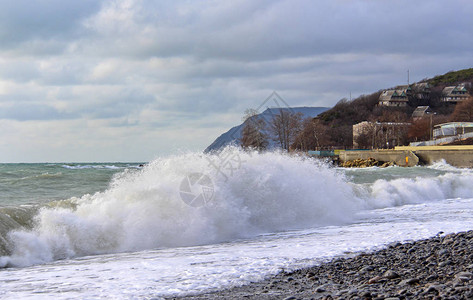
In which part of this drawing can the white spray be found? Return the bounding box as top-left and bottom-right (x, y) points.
(1, 148), (356, 267)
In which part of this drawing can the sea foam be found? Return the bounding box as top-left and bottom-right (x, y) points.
(1, 148), (356, 267)
(3, 148), (473, 268)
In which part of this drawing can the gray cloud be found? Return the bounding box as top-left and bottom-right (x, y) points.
(0, 103), (76, 121)
(0, 0), (100, 52)
(1, 0), (473, 162)
(75, 1), (473, 61)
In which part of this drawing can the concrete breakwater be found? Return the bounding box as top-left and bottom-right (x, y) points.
(337, 145), (473, 168)
(339, 150), (418, 167)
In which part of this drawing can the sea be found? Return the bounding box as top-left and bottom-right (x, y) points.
(1, 147), (473, 299)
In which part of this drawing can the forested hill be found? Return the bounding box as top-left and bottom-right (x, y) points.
(305, 68), (473, 149)
(318, 68), (473, 128)
(206, 68), (473, 152)
(428, 68), (473, 86)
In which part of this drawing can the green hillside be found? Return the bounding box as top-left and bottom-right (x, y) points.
(428, 68), (473, 86)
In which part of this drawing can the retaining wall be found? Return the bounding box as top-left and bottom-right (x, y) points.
(339, 150), (418, 167)
(396, 146), (473, 168)
(338, 146), (473, 168)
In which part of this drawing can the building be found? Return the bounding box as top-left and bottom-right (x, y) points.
(412, 82), (431, 102)
(441, 84), (470, 103)
(409, 122), (473, 146)
(378, 89), (409, 107)
(379, 82), (433, 107)
(353, 121), (410, 149)
(433, 122), (473, 139)
(411, 106), (432, 121)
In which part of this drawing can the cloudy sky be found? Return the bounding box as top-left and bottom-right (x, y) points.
(1, 0), (473, 162)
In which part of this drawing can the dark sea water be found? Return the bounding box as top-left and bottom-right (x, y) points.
(0, 163), (143, 207)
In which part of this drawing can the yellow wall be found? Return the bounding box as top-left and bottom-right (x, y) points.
(395, 145), (473, 151)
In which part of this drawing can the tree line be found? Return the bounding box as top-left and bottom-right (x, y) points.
(240, 95), (473, 151)
(240, 69), (473, 151)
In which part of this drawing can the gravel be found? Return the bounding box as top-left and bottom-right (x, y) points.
(169, 230), (473, 300)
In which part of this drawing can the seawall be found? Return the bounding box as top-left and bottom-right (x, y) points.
(339, 150), (418, 167)
(338, 145), (473, 168)
(396, 145), (473, 168)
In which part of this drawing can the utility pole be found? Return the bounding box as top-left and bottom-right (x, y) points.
(428, 112), (437, 141)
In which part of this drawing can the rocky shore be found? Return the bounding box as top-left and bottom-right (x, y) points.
(172, 230), (473, 300)
(339, 158), (395, 168)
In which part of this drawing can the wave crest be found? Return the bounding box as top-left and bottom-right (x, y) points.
(1, 148), (356, 267)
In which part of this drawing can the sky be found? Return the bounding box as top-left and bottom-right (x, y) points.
(1, 0), (473, 162)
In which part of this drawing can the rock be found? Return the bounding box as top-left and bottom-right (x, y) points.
(360, 291), (371, 298)
(442, 235), (455, 245)
(437, 248), (449, 256)
(305, 271), (315, 279)
(383, 270), (400, 280)
(182, 230), (473, 300)
(426, 274), (439, 281)
(438, 260), (452, 267)
(399, 278), (419, 285)
(359, 266), (374, 273)
(423, 285), (440, 294)
(348, 288), (358, 295)
(367, 276), (383, 284)
(340, 158), (382, 168)
(455, 276), (472, 282)
(456, 271), (473, 278)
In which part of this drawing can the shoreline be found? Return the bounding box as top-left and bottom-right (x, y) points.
(171, 230), (473, 299)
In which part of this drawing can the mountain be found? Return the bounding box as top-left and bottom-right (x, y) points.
(205, 106), (329, 152)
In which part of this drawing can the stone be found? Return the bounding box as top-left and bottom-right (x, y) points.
(424, 285), (440, 294)
(438, 260), (452, 267)
(437, 248), (449, 256)
(359, 266), (374, 273)
(426, 274), (439, 281)
(184, 230), (473, 300)
(383, 270), (400, 280)
(360, 291), (371, 298)
(399, 278), (419, 285)
(367, 276), (383, 284)
(456, 271), (473, 278)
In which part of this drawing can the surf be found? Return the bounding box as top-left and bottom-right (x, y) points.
(2, 147), (473, 268)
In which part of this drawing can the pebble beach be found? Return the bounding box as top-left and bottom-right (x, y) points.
(174, 230), (473, 300)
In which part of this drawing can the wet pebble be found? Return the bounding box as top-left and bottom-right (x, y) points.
(177, 230), (473, 300)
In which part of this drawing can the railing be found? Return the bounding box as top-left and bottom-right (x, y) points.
(409, 131), (473, 146)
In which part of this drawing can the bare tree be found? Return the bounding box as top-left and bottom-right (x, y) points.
(293, 118), (333, 151)
(240, 109), (268, 150)
(450, 97), (473, 122)
(408, 118), (430, 142)
(270, 109), (303, 151)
